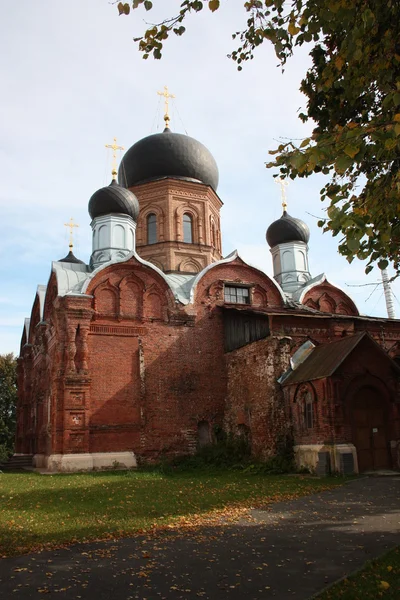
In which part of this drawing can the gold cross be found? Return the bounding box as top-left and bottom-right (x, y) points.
(64, 218), (79, 250)
(105, 137), (124, 180)
(275, 177), (289, 211)
(157, 85), (175, 128)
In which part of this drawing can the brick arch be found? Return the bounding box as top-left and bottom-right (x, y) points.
(301, 282), (359, 316)
(137, 204), (166, 245)
(252, 284), (268, 308)
(43, 272), (58, 323)
(144, 283), (165, 320)
(305, 298), (319, 310)
(192, 258), (285, 308)
(28, 296), (41, 345)
(119, 274), (145, 319)
(175, 204), (200, 244)
(147, 257), (164, 271)
(210, 215), (216, 248)
(179, 257), (202, 273)
(293, 381), (317, 431)
(319, 292), (336, 313)
(93, 280), (119, 316)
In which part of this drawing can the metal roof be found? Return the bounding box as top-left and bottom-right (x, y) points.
(118, 128), (219, 191)
(266, 210), (310, 248)
(281, 332), (369, 385)
(52, 261), (90, 296)
(164, 273), (197, 305)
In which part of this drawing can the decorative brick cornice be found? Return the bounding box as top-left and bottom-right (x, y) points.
(90, 324), (148, 336)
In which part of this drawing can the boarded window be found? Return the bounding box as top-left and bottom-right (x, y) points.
(223, 309), (269, 352)
(147, 214), (157, 244)
(197, 421), (211, 447)
(303, 391), (314, 429)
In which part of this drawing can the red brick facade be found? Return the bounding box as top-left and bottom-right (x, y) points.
(16, 172), (400, 473)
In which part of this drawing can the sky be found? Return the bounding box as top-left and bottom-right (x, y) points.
(1, 0), (399, 355)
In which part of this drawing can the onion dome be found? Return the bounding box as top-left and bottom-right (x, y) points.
(118, 127), (219, 191)
(58, 250), (85, 264)
(88, 179), (139, 221)
(266, 211), (310, 248)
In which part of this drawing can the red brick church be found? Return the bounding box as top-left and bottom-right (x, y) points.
(16, 112), (400, 474)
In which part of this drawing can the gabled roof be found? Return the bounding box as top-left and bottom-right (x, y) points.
(281, 332), (400, 385)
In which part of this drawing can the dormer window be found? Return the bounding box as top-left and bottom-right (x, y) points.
(224, 285), (250, 305)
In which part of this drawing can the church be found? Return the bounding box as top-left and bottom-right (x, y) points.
(15, 101), (400, 475)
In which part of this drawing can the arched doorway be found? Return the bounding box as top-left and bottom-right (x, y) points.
(351, 386), (391, 471)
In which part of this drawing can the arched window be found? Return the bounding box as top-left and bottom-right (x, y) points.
(303, 389), (314, 429)
(183, 213), (193, 243)
(147, 213), (157, 245)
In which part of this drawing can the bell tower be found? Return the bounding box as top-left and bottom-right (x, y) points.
(118, 90), (222, 274)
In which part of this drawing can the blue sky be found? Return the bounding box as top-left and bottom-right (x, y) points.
(1, 1), (398, 355)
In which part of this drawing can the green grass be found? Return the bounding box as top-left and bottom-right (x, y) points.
(315, 546), (400, 599)
(0, 470), (344, 558)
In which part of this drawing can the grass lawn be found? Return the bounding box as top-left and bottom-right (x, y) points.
(0, 469), (344, 557)
(314, 545), (400, 599)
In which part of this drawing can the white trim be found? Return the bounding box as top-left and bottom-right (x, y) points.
(293, 272), (360, 314)
(80, 248), (183, 302)
(188, 249), (287, 304)
(36, 285), (47, 321)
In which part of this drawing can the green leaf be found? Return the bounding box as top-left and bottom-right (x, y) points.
(300, 137), (311, 148)
(378, 259), (389, 270)
(347, 237), (360, 252)
(344, 145), (360, 158)
(143, 0), (153, 10)
(385, 138), (397, 150)
(335, 155), (353, 174)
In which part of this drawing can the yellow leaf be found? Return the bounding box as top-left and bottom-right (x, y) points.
(379, 580), (390, 590)
(335, 56), (344, 70)
(288, 21), (300, 36)
(394, 114), (400, 122)
(387, 565), (393, 572)
(395, 124), (400, 136)
(208, 0), (220, 11)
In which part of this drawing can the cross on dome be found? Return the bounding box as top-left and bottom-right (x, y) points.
(64, 217), (79, 251)
(105, 137), (125, 180)
(157, 85), (175, 129)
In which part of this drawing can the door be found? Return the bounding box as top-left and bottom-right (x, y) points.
(351, 387), (390, 471)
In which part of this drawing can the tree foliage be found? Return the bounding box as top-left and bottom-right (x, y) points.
(118, 0), (400, 275)
(0, 354), (17, 461)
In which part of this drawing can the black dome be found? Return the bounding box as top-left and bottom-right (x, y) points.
(88, 179), (139, 221)
(58, 250), (85, 265)
(118, 128), (219, 191)
(266, 211), (310, 247)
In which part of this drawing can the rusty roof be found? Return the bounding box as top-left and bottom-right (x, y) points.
(281, 332), (386, 385)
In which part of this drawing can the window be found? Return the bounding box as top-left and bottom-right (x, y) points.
(147, 213), (157, 244)
(224, 285), (250, 304)
(304, 392), (314, 429)
(183, 213), (193, 243)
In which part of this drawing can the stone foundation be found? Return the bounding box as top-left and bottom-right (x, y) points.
(295, 443), (358, 474)
(33, 452), (137, 472)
